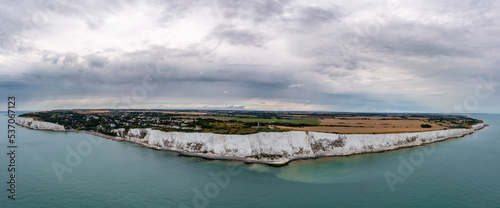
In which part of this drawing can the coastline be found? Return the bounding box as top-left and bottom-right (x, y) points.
(16, 117), (489, 166)
(74, 130), (288, 165)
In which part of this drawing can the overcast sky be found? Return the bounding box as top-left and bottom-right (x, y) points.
(1, 0), (499, 113)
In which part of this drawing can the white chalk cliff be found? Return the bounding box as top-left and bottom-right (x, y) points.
(16, 117), (65, 132)
(15, 116), (486, 164)
(111, 123), (487, 164)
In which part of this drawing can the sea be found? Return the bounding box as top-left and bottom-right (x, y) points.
(1, 112), (499, 208)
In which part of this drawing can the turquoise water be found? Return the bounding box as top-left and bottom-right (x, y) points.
(1, 113), (499, 207)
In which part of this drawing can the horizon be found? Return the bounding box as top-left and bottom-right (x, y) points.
(7, 108), (498, 116)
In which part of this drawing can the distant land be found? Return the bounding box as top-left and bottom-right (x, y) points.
(16, 110), (487, 165)
(19, 109), (483, 135)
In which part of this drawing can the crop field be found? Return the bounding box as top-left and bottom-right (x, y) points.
(278, 117), (449, 134)
(233, 118), (320, 125)
(174, 116), (321, 125)
(21, 110), (482, 135)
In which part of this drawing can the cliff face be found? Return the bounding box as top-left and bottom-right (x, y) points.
(16, 117), (65, 132)
(112, 123), (486, 164)
(15, 115), (487, 164)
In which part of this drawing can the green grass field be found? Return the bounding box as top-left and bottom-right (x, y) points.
(234, 118), (320, 125)
(178, 116), (320, 125)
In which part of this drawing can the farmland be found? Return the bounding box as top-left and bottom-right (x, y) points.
(233, 118), (320, 125)
(20, 109), (482, 135)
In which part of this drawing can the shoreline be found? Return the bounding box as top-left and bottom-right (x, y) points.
(72, 130), (291, 166)
(17, 119), (489, 166)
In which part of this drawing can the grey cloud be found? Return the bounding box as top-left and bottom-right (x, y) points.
(63, 53), (79, 64)
(1, 0), (500, 113)
(246, 0), (287, 22)
(359, 21), (476, 58)
(156, 0), (203, 23)
(280, 5), (344, 33)
(125, 45), (206, 60)
(122, 44), (219, 66)
(214, 0), (287, 22)
(84, 54), (109, 68)
(371, 37), (471, 58)
(0, 2), (35, 50)
(41, 51), (62, 64)
(210, 24), (267, 47)
(86, 18), (104, 30)
(297, 6), (340, 25)
(10, 48), (311, 104)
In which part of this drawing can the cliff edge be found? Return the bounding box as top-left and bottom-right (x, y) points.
(111, 123), (487, 165)
(17, 117), (65, 132)
(15, 116), (487, 165)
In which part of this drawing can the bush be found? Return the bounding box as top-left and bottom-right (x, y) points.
(420, 124), (432, 128)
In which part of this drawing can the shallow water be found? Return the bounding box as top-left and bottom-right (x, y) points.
(1, 113), (499, 207)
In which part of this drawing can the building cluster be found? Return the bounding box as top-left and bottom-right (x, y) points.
(57, 112), (202, 131)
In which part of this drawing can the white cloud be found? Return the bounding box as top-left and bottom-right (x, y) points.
(288, 83), (303, 88)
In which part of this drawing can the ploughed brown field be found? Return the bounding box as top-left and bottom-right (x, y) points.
(277, 117), (449, 134)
